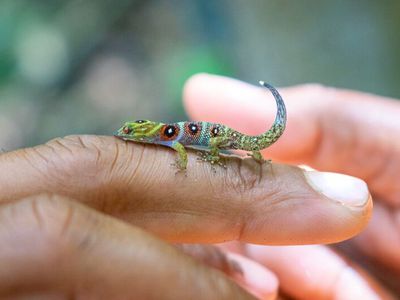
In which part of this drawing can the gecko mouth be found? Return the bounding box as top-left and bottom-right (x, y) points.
(114, 130), (129, 137)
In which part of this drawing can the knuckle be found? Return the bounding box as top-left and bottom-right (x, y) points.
(23, 194), (77, 241)
(11, 195), (96, 261)
(298, 83), (338, 101)
(300, 83), (329, 93)
(1, 195), (74, 267)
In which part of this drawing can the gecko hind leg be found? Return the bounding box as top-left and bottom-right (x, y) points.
(247, 150), (271, 164)
(197, 137), (229, 171)
(196, 149), (227, 170)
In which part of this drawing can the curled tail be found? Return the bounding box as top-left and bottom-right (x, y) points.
(259, 81), (287, 129)
(239, 81), (287, 151)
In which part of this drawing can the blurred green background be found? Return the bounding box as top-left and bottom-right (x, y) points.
(1, 0), (399, 150)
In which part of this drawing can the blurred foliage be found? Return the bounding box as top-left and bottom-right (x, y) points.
(0, 0), (399, 149)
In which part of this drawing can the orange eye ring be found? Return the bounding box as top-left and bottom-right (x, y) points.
(160, 124), (179, 141)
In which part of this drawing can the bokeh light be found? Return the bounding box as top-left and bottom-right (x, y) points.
(0, 0), (399, 150)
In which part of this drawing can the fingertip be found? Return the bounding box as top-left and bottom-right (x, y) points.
(183, 73), (263, 123)
(246, 245), (391, 300)
(227, 252), (278, 300)
(183, 73), (245, 121)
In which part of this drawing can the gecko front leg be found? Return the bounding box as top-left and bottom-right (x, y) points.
(171, 142), (188, 170)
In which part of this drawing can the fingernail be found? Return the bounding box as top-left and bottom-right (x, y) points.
(227, 253), (278, 300)
(304, 171), (369, 207)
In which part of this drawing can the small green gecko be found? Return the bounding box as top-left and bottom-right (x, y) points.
(114, 81), (286, 170)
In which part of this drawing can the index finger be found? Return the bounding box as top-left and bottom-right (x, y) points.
(183, 73), (400, 205)
(0, 135), (371, 245)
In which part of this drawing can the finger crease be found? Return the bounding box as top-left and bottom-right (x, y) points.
(31, 198), (43, 230)
(53, 139), (74, 155)
(60, 201), (74, 237)
(110, 142), (120, 173)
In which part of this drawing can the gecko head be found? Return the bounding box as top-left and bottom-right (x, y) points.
(114, 120), (163, 142)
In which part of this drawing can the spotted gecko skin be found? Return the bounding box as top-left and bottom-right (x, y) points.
(114, 81), (286, 170)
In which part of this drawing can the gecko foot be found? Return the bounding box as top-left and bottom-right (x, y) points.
(247, 151), (271, 164)
(196, 151), (227, 171)
(170, 161), (187, 176)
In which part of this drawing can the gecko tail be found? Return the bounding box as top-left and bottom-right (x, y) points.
(236, 81), (287, 150)
(258, 81), (287, 128)
(236, 81), (287, 151)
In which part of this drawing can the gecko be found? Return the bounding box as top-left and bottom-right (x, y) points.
(114, 81), (286, 170)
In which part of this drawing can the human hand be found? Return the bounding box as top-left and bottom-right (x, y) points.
(184, 73), (400, 299)
(0, 102), (371, 298)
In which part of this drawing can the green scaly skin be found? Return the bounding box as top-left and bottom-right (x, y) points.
(114, 81), (286, 170)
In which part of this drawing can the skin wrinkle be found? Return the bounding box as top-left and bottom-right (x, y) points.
(116, 148), (192, 215)
(75, 137), (104, 170)
(30, 197), (43, 230)
(257, 162), (263, 185)
(128, 141), (157, 191)
(233, 166), (304, 242)
(25, 195), (102, 262)
(218, 156), (270, 201)
(75, 135), (87, 149)
(124, 143), (146, 188)
(98, 142), (139, 214)
(54, 137), (120, 208)
(206, 161), (251, 242)
(6, 197), (79, 286)
(53, 138), (74, 156)
(236, 159), (247, 190)
(127, 145), (171, 207)
(60, 200), (74, 239)
(30, 145), (51, 164)
(109, 145), (159, 215)
(19, 149), (50, 194)
(3, 197), (117, 296)
(109, 141), (120, 175)
(37, 143), (92, 201)
(94, 143), (102, 170)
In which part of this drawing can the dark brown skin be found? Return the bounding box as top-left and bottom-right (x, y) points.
(0, 73), (388, 299)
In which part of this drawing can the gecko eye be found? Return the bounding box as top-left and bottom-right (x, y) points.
(163, 125), (176, 138)
(210, 126), (220, 137)
(160, 124), (179, 140)
(123, 126), (132, 134)
(135, 120), (146, 124)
